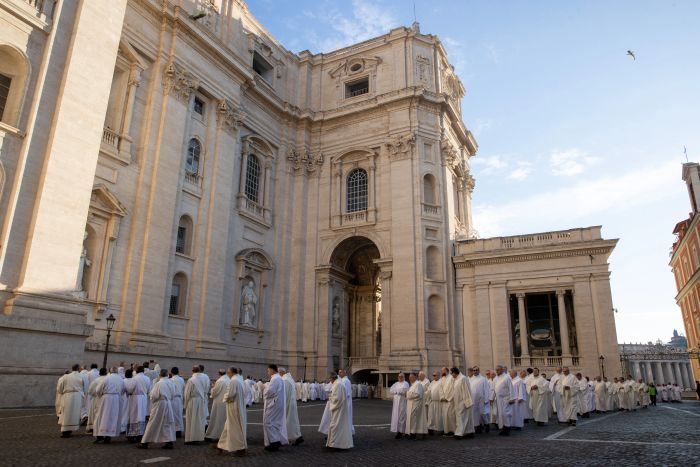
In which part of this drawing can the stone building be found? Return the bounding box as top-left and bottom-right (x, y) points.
(670, 162), (700, 383)
(0, 0), (620, 407)
(619, 341), (694, 390)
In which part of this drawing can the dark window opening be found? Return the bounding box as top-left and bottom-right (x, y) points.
(345, 77), (369, 98)
(176, 227), (186, 254)
(0, 74), (11, 121)
(252, 52), (273, 84)
(193, 96), (205, 116)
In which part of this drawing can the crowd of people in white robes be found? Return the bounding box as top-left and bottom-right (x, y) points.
(387, 364), (679, 440)
(55, 359), (682, 455)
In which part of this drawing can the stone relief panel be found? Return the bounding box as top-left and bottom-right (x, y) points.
(415, 54), (433, 90)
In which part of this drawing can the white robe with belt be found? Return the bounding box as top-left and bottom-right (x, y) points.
(263, 374), (288, 446)
(94, 374), (124, 437)
(218, 374), (247, 452)
(527, 375), (549, 423)
(124, 375), (149, 436)
(318, 383), (333, 435)
(169, 374), (185, 432)
(469, 374), (490, 426)
(512, 376), (526, 428)
(426, 379), (443, 432)
(494, 373), (515, 429)
(341, 376), (354, 435)
(142, 377), (176, 444)
(389, 380), (409, 433)
(326, 379), (353, 449)
(453, 374), (474, 436)
(406, 381), (427, 434)
(205, 375), (230, 440)
(440, 375), (457, 433)
(282, 373), (303, 442)
(57, 371), (86, 432)
(558, 374), (579, 421)
(184, 373), (210, 442)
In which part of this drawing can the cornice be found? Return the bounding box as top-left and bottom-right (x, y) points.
(453, 244), (616, 268)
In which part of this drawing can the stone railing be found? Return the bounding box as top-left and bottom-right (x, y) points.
(458, 226), (603, 253)
(344, 211), (367, 223)
(184, 171), (202, 187)
(102, 127), (119, 148)
(422, 203), (440, 217)
(513, 356), (581, 369)
(243, 198), (264, 217)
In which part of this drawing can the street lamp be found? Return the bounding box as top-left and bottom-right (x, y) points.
(599, 355), (606, 379)
(102, 314), (116, 369)
(303, 356), (308, 382)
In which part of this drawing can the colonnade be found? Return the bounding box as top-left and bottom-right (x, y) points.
(629, 360), (695, 389)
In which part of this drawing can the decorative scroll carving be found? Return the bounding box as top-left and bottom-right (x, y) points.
(386, 133), (416, 162)
(287, 146), (324, 175)
(328, 56), (382, 79)
(216, 99), (245, 134)
(415, 54), (433, 90)
(162, 62), (198, 103)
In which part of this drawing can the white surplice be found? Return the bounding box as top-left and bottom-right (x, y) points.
(341, 376), (354, 435)
(124, 374), (149, 436)
(527, 375), (549, 423)
(389, 380), (409, 433)
(426, 379), (443, 432)
(218, 374), (247, 452)
(406, 381), (427, 434)
(282, 373), (303, 443)
(94, 373), (124, 437)
(440, 375), (457, 434)
(326, 379), (353, 449)
(558, 374), (579, 421)
(452, 374), (474, 436)
(169, 374), (185, 432)
(263, 373), (288, 446)
(493, 373), (515, 429)
(205, 374), (230, 440)
(142, 377), (176, 444)
(511, 376), (526, 428)
(57, 371), (87, 432)
(184, 372), (210, 442)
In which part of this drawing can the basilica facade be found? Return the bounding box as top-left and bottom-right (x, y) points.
(0, 0), (620, 407)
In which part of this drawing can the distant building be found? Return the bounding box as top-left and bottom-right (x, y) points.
(618, 340), (693, 389)
(670, 163), (700, 383)
(668, 329), (688, 349)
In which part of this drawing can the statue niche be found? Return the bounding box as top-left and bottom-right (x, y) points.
(239, 278), (258, 327)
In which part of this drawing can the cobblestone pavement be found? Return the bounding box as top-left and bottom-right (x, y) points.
(1, 400), (699, 466)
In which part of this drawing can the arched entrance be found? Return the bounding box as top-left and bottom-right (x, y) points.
(325, 236), (383, 377)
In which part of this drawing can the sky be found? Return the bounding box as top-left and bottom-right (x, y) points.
(246, 0), (700, 344)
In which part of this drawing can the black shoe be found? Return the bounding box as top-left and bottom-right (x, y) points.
(136, 443), (149, 449)
(234, 449), (247, 457)
(94, 437), (104, 444)
(466, 433), (475, 439)
(498, 430), (509, 436)
(292, 437), (304, 446)
(162, 442), (174, 450)
(428, 429), (434, 435)
(475, 426), (483, 434)
(484, 424), (490, 433)
(184, 441), (196, 445)
(103, 437), (111, 444)
(409, 434), (416, 440)
(61, 431), (72, 438)
(204, 438), (216, 443)
(571, 421), (577, 426)
(395, 433), (403, 439)
(175, 431), (182, 438)
(537, 422), (544, 426)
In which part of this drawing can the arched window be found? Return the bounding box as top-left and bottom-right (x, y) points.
(426, 245), (442, 280)
(427, 295), (445, 331)
(245, 154), (261, 203)
(169, 273), (188, 316)
(423, 174), (436, 204)
(0, 46), (29, 127)
(346, 168), (368, 213)
(175, 215), (193, 255)
(186, 138), (201, 174)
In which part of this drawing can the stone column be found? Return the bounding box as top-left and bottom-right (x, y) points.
(378, 269), (392, 359)
(646, 362), (654, 382)
(556, 290), (571, 364)
(516, 293), (529, 364)
(118, 65), (142, 156)
(684, 363), (695, 388)
(655, 361), (664, 383)
(633, 361), (642, 381)
(673, 362), (683, 388)
(663, 362), (673, 384)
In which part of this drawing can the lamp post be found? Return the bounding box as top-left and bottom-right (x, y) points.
(303, 356), (308, 382)
(102, 314), (116, 369)
(599, 355), (606, 379)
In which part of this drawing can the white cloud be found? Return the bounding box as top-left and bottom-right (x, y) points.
(473, 161), (678, 237)
(549, 148), (600, 176)
(471, 154), (507, 176)
(305, 0), (399, 53)
(472, 117), (493, 136)
(507, 162), (533, 181)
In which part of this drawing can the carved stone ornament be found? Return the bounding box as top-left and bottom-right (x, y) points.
(287, 146), (324, 175)
(440, 137), (459, 167)
(328, 56), (381, 79)
(415, 54), (433, 90)
(216, 99), (245, 134)
(162, 62), (199, 103)
(386, 133), (416, 162)
(440, 61), (465, 102)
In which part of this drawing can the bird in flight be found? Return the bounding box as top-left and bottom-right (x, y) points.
(627, 50), (636, 60)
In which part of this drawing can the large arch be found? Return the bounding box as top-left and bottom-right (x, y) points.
(321, 235), (385, 381)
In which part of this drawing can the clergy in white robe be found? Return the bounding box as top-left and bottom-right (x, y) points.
(93, 368), (125, 442)
(510, 370), (526, 429)
(124, 369), (149, 441)
(604, 378), (614, 411)
(310, 382), (318, 401)
(244, 377), (255, 406)
(426, 372), (443, 433)
(56, 372), (67, 421)
(637, 380), (648, 408)
(318, 379), (333, 436)
(418, 371), (430, 430)
(87, 371), (106, 433)
(439, 367), (457, 435)
(493, 365), (515, 435)
(205, 370), (230, 441)
(575, 374), (588, 417)
(79, 368), (90, 422)
(469, 368), (490, 433)
(326, 373), (353, 450)
(405, 373), (428, 438)
(339, 369), (355, 435)
(295, 381), (303, 401)
(594, 377), (607, 413)
(280, 369), (304, 445)
(558, 368), (579, 425)
(184, 366), (210, 444)
(301, 382), (310, 402)
(389, 373), (409, 438)
(138, 369), (176, 449)
(263, 365), (288, 450)
(451, 368), (474, 439)
(549, 368), (565, 423)
(217, 368), (247, 455)
(527, 369), (549, 424)
(83, 364), (99, 422)
(57, 365), (87, 437)
(624, 376), (637, 410)
(487, 371), (498, 426)
(168, 368), (185, 435)
(522, 370), (534, 421)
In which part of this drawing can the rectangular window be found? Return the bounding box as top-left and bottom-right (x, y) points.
(345, 77), (369, 98)
(193, 96), (205, 116)
(252, 52), (273, 84)
(169, 284), (180, 315)
(0, 74), (11, 121)
(176, 227), (186, 254)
